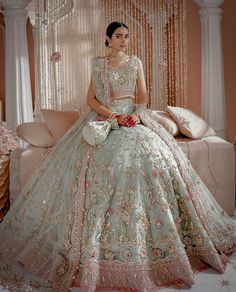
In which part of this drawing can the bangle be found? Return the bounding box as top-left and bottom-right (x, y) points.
(109, 112), (116, 119)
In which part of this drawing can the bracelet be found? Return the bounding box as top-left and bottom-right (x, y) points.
(109, 112), (116, 119)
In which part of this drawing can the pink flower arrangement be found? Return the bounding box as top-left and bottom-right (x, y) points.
(50, 52), (61, 62)
(0, 122), (17, 156)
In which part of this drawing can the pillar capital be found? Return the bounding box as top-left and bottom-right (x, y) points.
(2, 0), (32, 18)
(193, 0), (223, 8)
(2, 0), (32, 9)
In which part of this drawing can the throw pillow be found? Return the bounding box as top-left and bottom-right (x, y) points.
(41, 109), (79, 141)
(167, 106), (215, 139)
(16, 122), (55, 147)
(151, 110), (180, 136)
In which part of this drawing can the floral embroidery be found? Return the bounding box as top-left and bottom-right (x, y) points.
(106, 207), (113, 217)
(175, 216), (182, 225)
(195, 233), (204, 244)
(178, 115), (190, 129)
(151, 247), (164, 259)
(56, 262), (67, 276)
(104, 249), (114, 261)
(90, 247), (99, 258)
(136, 211), (150, 231)
(151, 169), (158, 179)
(120, 247), (134, 261)
(183, 235), (193, 247)
(150, 217), (163, 228)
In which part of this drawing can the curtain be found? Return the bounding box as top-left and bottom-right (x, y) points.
(34, 0), (187, 119)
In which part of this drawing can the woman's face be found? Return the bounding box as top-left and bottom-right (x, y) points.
(108, 26), (129, 51)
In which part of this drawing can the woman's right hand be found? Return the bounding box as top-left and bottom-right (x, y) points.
(115, 114), (136, 127)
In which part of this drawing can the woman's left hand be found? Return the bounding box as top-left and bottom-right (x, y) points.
(115, 115), (138, 127)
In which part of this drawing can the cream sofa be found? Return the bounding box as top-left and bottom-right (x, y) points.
(15, 108), (235, 216)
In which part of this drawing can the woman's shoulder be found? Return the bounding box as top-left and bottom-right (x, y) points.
(91, 56), (106, 70)
(132, 55), (141, 62)
(92, 55), (106, 60)
(130, 55), (141, 64)
(91, 56), (106, 63)
(130, 55), (142, 68)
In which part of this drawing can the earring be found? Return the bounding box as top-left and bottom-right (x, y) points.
(108, 43), (112, 48)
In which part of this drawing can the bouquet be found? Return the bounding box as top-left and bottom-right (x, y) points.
(0, 122), (17, 157)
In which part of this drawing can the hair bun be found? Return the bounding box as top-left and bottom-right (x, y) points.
(105, 40), (109, 47)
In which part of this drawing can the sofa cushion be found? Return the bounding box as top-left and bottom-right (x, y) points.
(150, 110), (180, 136)
(167, 106), (215, 139)
(41, 109), (79, 141)
(16, 122), (55, 147)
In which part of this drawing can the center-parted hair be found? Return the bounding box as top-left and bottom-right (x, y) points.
(105, 22), (129, 47)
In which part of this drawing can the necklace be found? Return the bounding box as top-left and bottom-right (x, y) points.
(108, 54), (127, 62)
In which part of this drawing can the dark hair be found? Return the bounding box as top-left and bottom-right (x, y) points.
(105, 22), (129, 47)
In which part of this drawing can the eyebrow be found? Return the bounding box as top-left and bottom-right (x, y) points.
(114, 33), (129, 36)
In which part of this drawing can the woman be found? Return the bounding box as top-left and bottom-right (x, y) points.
(0, 21), (236, 292)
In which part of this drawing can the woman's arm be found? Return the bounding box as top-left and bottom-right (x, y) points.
(136, 58), (149, 106)
(87, 78), (114, 118)
(87, 77), (133, 126)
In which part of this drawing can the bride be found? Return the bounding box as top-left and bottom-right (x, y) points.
(0, 21), (236, 292)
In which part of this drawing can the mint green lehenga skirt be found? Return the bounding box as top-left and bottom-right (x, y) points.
(0, 105), (236, 292)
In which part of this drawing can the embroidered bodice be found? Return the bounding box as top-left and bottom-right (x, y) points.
(91, 55), (138, 110)
(108, 55), (138, 98)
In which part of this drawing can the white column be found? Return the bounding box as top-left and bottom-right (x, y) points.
(2, 0), (33, 132)
(194, 0), (226, 138)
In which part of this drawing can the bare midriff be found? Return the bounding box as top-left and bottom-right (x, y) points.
(110, 92), (134, 100)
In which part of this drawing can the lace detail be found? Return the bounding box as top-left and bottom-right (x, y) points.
(76, 255), (194, 291)
(65, 145), (95, 289)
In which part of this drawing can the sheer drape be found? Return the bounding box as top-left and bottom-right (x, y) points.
(34, 0), (187, 119)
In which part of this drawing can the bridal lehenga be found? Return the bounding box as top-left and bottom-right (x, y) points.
(0, 55), (236, 292)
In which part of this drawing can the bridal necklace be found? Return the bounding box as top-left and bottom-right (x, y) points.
(108, 53), (128, 62)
